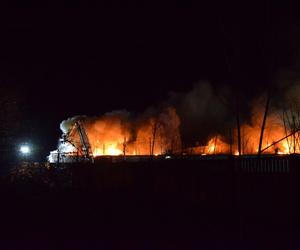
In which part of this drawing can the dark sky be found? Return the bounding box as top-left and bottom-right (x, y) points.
(1, 4), (299, 157)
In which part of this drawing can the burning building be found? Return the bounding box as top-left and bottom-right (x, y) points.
(48, 102), (300, 163)
(48, 107), (181, 162)
(48, 81), (300, 163)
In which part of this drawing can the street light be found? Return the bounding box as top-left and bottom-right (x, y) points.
(20, 145), (30, 155)
(19, 144), (32, 162)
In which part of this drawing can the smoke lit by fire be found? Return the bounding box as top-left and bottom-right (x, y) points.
(57, 107), (181, 157)
(49, 82), (300, 161)
(191, 98), (300, 155)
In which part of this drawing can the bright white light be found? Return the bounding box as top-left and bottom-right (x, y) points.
(20, 145), (30, 154)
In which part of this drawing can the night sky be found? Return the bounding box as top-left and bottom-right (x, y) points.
(1, 4), (299, 158)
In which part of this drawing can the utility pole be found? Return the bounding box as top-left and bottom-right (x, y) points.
(236, 97), (242, 156)
(258, 94), (270, 155)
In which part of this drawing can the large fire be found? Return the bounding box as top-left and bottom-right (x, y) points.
(199, 105), (299, 155)
(58, 107), (181, 157)
(49, 97), (300, 163)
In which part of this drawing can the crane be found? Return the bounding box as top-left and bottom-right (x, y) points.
(63, 120), (94, 162)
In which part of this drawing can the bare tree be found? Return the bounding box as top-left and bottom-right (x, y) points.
(150, 116), (161, 156)
(280, 101), (300, 153)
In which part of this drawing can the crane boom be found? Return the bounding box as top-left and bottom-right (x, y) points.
(62, 120), (94, 162)
(75, 121), (93, 159)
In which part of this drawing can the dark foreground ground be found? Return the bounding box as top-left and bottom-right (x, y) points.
(1, 157), (300, 249)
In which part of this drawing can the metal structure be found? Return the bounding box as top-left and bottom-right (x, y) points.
(63, 120), (94, 162)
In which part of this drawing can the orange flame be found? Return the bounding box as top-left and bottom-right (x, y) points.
(198, 104), (297, 155)
(70, 107), (181, 156)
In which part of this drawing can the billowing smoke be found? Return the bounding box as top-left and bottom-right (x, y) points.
(60, 115), (87, 134)
(55, 107), (181, 158)
(168, 81), (232, 145)
(168, 79), (300, 155)
(50, 78), (300, 160)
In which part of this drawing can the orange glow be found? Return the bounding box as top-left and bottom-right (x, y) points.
(93, 143), (123, 156)
(198, 104), (297, 155)
(61, 100), (300, 157)
(68, 107), (181, 157)
(205, 137), (230, 154)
